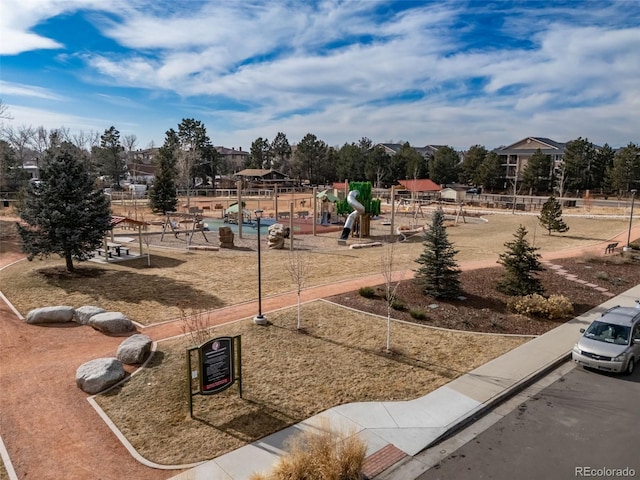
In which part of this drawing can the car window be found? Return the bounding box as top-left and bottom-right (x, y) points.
(633, 323), (640, 340)
(585, 321), (630, 345)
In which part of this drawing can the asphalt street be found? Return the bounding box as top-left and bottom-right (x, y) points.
(414, 363), (640, 480)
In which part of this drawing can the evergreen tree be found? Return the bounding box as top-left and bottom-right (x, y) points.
(429, 146), (459, 186)
(149, 130), (179, 213)
(248, 137), (271, 169)
(17, 141), (111, 272)
(496, 225), (544, 296)
(270, 132), (292, 174)
(538, 196), (569, 235)
(521, 149), (552, 194)
(478, 151), (503, 192)
(460, 144), (487, 185)
(96, 126), (126, 189)
(414, 209), (461, 299)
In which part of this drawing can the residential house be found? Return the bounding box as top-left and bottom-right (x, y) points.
(376, 143), (443, 160)
(494, 137), (566, 185)
(216, 146), (250, 173)
(235, 168), (292, 188)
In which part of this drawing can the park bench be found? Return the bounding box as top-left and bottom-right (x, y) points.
(605, 242), (618, 254)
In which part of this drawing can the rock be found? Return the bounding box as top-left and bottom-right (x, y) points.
(219, 226), (234, 248)
(116, 334), (152, 364)
(267, 223), (286, 249)
(25, 306), (75, 324)
(74, 306), (106, 325)
(88, 312), (135, 334)
(76, 358), (125, 394)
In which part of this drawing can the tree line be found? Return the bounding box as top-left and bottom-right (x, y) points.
(1, 115), (639, 198)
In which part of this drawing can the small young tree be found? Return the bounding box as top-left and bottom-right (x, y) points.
(381, 241), (401, 351)
(538, 196), (569, 235)
(415, 209), (461, 299)
(497, 225), (545, 296)
(17, 141), (111, 272)
(285, 249), (310, 330)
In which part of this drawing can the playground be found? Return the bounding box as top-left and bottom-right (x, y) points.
(1, 191), (639, 478)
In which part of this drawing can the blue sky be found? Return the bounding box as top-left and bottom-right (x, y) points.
(1, 0), (639, 151)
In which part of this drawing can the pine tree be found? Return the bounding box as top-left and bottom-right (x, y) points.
(415, 209), (461, 299)
(538, 196), (569, 235)
(17, 141), (111, 272)
(497, 225), (544, 296)
(149, 130), (178, 214)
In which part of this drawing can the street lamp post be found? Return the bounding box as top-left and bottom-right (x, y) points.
(625, 189), (637, 251)
(253, 209), (268, 325)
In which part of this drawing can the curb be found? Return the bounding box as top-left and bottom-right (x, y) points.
(373, 353), (572, 479)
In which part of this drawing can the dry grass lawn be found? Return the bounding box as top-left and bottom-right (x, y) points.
(0, 215), (629, 325)
(94, 301), (529, 465)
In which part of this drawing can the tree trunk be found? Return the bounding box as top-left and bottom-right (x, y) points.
(65, 253), (74, 272)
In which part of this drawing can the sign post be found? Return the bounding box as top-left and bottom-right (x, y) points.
(187, 335), (242, 418)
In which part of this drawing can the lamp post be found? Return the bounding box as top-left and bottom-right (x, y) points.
(625, 189), (637, 251)
(253, 209), (268, 325)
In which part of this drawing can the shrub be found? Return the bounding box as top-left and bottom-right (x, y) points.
(409, 308), (427, 320)
(507, 294), (573, 320)
(249, 420), (366, 480)
(358, 286), (375, 298)
(391, 300), (406, 311)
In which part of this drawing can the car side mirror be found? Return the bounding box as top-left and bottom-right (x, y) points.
(634, 339), (640, 345)
(579, 328), (585, 333)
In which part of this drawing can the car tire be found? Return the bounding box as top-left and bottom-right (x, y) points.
(625, 357), (635, 376)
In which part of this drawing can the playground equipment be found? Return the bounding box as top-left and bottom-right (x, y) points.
(161, 209), (209, 245)
(339, 190), (365, 240)
(224, 202), (255, 225)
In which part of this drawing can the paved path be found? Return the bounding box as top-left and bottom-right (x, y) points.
(0, 224), (638, 480)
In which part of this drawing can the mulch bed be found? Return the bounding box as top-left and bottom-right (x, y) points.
(327, 255), (640, 336)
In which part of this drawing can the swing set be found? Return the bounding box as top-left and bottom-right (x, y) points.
(161, 208), (210, 245)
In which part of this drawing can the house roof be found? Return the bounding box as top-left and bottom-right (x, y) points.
(377, 143), (443, 158)
(498, 137), (566, 152)
(398, 179), (442, 192)
(110, 216), (150, 227)
(236, 168), (287, 178)
(216, 146), (250, 156)
(127, 163), (156, 175)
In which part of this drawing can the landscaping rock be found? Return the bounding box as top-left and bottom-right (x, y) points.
(74, 306), (106, 325)
(88, 312), (135, 334)
(219, 226), (234, 248)
(267, 223), (286, 249)
(116, 334), (152, 364)
(76, 358), (125, 394)
(25, 306), (75, 324)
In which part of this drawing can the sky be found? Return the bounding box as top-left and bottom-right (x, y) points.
(1, 0), (639, 152)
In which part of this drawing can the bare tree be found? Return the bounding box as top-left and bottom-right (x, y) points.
(285, 249), (310, 330)
(0, 99), (12, 120)
(381, 240), (401, 352)
(123, 134), (138, 152)
(179, 306), (215, 347)
(3, 125), (35, 165)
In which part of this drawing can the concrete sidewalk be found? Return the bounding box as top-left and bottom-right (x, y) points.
(169, 284), (640, 480)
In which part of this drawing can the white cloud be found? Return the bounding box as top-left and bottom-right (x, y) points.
(0, 81), (66, 101)
(2, 1), (638, 151)
(0, 0), (110, 55)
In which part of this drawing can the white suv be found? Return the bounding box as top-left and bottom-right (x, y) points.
(572, 304), (640, 375)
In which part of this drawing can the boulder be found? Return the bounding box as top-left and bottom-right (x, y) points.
(74, 306), (106, 325)
(25, 306), (75, 324)
(116, 334), (152, 364)
(88, 312), (135, 334)
(267, 223), (286, 249)
(219, 226), (234, 248)
(76, 358), (125, 394)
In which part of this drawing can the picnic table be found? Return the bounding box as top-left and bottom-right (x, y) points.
(97, 242), (130, 258)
